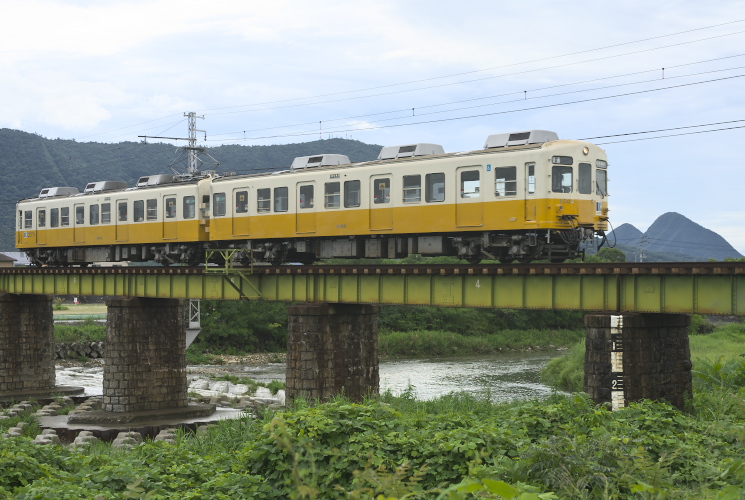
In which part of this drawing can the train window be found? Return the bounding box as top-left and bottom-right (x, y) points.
(24, 211), (32, 229)
(213, 193), (226, 217)
(235, 191), (248, 214)
(18, 210), (22, 229)
(552, 166), (573, 193)
(403, 175), (421, 203)
(75, 206), (84, 225)
(51, 208), (59, 228)
(579, 163), (592, 194)
(596, 159), (608, 169)
(274, 187), (288, 212)
(373, 178), (390, 204)
(147, 199), (158, 221)
(460, 170), (480, 198)
(134, 200), (144, 222)
(89, 205), (99, 225)
(299, 185), (314, 209)
(344, 180), (361, 207)
(596, 169), (607, 197)
(552, 156), (573, 165)
(118, 202), (127, 222)
(183, 197), (195, 219)
(101, 203), (111, 224)
(165, 198), (176, 219)
(527, 163), (536, 195)
(257, 188), (271, 213)
(61, 207), (69, 226)
(495, 167), (516, 197)
(38, 210), (46, 227)
(425, 173), (445, 202)
(324, 182), (340, 208)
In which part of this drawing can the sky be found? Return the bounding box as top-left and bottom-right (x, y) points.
(2, 0), (745, 253)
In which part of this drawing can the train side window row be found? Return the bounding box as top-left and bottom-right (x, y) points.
(22, 196), (201, 228)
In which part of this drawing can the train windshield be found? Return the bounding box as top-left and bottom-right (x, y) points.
(552, 166), (573, 193)
(596, 169), (607, 197)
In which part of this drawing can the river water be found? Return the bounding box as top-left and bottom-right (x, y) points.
(56, 351), (563, 402)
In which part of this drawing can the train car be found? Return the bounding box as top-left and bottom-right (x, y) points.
(208, 130), (609, 264)
(17, 175), (211, 266)
(15, 129), (609, 266)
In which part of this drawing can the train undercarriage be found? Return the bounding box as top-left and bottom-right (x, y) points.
(25, 226), (600, 267)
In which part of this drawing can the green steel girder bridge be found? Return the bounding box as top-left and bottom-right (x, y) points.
(0, 261), (743, 315)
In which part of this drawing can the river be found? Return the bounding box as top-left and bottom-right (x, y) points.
(56, 351), (563, 402)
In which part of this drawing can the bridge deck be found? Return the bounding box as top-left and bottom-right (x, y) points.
(0, 262), (743, 315)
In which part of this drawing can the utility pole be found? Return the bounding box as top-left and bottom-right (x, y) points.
(637, 235), (648, 263)
(185, 112), (206, 174)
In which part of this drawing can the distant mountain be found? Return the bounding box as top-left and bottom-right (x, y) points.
(608, 212), (741, 262)
(612, 223), (643, 246)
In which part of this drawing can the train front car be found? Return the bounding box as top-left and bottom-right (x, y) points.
(205, 130), (608, 265)
(467, 131), (609, 263)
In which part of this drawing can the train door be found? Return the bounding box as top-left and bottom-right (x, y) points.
(296, 182), (316, 233)
(455, 166), (483, 227)
(73, 203), (85, 243)
(163, 195), (177, 239)
(369, 175), (393, 230)
(115, 200), (129, 242)
(232, 188), (250, 236)
(35, 208), (46, 245)
(524, 162), (537, 222)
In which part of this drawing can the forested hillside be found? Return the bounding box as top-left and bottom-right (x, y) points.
(0, 129), (380, 251)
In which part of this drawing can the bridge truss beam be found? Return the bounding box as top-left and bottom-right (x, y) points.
(0, 263), (743, 315)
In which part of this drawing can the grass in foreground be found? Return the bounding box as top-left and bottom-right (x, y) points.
(3, 387), (745, 498)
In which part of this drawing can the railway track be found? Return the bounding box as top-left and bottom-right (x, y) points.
(0, 261), (743, 276)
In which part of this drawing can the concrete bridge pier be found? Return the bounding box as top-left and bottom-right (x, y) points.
(70, 297), (213, 424)
(286, 303), (380, 403)
(584, 313), (693, 411)
(0, 293), (83, 402)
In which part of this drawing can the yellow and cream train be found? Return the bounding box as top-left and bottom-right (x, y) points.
(16, 130), (610, 266)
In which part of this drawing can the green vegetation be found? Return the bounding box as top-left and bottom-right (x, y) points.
(2, 388), (745, 498)
(380, 329), (583, 357)
(53, 319), (106, 343)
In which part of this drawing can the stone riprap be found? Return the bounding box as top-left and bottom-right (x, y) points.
(188, 377), (285, 409)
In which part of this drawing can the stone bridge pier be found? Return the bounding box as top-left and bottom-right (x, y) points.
(70, 297), (213, 424)
(0, 293), (83, 402)
(584, 313), (693, 411)
(286, 303), (380, 402)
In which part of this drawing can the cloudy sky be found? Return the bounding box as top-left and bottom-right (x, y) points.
(2, 0), (745, 253)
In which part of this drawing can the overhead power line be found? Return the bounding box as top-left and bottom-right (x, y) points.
(212, 74), (745, 142)
(73, 19), (745, 143)
(206, 54), (745, 139)
(202, 20), (745, 113)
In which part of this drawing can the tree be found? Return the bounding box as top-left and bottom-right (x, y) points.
(585, 247), (627, 263)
